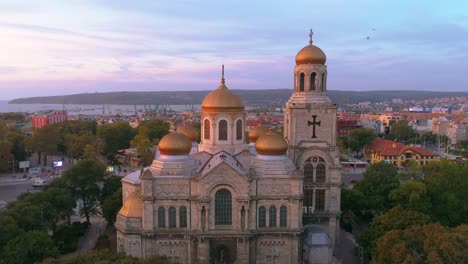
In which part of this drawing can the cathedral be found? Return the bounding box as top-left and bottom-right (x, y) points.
(116, 31), (341, 264)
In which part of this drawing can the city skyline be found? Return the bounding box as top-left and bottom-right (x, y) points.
(1, 0), (467, 100)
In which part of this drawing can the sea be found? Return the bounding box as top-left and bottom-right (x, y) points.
(0, 100), (200, 116)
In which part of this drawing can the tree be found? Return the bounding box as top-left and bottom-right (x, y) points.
(389, 180), (432, 213)
(0, 140), (13, 172)
(347, 128), (377, 157)
(353, 162), (400, 217)
(2, 230), (59, 264)
(131, 126), (155, 166)
(102, 188), (122, 225)
(387, 120), (417, 144)
(27, 125), (61, 165)
(0, 214), (23, 253)
(37, 187), (76, 234)
(4, 193), (44, 231)
(340, 188), (366, 232)
(423, 159), (468, 226)
(139, 119), (170, 142)
(65, 132), (97, 159)
(61, 160), (105, 223)
(97, 122), (136, 156)
(358, 205), (432, 258)
(372, 224), (467, 264)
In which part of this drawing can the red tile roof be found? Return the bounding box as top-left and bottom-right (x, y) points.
(366, 138), (437, 157)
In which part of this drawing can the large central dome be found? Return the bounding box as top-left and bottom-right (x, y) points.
(201, 65), (244, 112)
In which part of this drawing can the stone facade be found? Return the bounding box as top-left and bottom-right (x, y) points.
(116, 34), (341, 264)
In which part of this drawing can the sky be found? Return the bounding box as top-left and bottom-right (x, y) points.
(0, 0), (467, 100)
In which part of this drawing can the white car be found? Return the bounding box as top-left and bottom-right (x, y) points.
(32, 178), (48, 188)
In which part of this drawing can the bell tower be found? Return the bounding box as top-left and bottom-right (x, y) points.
(284, 30), (341, 249)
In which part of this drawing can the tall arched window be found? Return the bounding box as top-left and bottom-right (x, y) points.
(321, 73), (326, 92)
(236, 119), (242, 140)
(169, 206), (176, 228)
(299, 73), (305, 92)
(158, 207), (165, 228)
(315, 190), (325, 211)
(316, 163), (326, 183)
(215, 189), (231, 225)
(204, 119), (210, 140)
(269, 206), (277, 227)
(180, 206), (187, 228)
(310, 72), (316, 91)
(304, 163), (314, 184)
(258, 206), (266, 228)
(280, 206), (287, 227)
(218, 120), (228, 141)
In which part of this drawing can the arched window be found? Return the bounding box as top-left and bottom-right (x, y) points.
(204, 119), (210, 140)
(180, 206), (187, 228)
(218, 120), (228, 141)
(299, 73), (305, 92)
(269, 206), (277, 227)
(304, 190), (314, 214)
(169, 206), (176, 228)
(280, 206), (287, 227)
(304, 163), (314, 184)
(310, 72), (316, 91)
(315, 190), (325, 211)
(215, 189), (232, 225)
(258, 206), (266, 228)
(321, 73), (326, 92)
(316, 163), (326, 183)
(158, 207), (165, 228)
(236, 119), (243, 140)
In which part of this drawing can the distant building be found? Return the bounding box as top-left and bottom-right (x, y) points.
(364, 138), (438, 168)
(31, 110), (67, 129)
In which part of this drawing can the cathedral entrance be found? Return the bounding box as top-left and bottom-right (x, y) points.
(210, 239), (236, 264)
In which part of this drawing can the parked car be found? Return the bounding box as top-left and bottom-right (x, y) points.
(32, 178), (48, 188)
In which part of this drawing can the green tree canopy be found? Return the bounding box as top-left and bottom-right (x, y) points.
(372, 224), (467, 264)
(387, 120), (417, 144)
(353, 161), (400, 217)
(61, 159), (105, 223)
(97, 121), (136, 156)
(359, 205), (432, 258)
(139, 119), (170, 142)
(423, 159), (468, 226)
(2, 230), (59, 264)
(346, 128), (377, 157)
(389, 180), (432, 213)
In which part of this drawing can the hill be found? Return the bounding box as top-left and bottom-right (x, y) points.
(8, 90), (468, 106)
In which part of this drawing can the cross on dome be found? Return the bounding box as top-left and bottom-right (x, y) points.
(221, 64), (225, 84)
(309, 29), (313, 44)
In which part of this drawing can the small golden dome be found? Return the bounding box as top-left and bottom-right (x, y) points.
(295, 30), (326, 65)
(295, 44), (326, 65)
(176, 125), (198, 142)
(201, 65), (245, 111)
(248, 127), (270, 143)
(255, 131), (288, 155)
(158, 132), (192, 155)
(118, 191), (142, 218)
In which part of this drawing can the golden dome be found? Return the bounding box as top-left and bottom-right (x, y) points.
(248, 127), (270, 143)
(158, 132), (192, 155)
(255, 131), (288, 155)
(295, 30), (326, 65)
(201, 65), (245, 112)
(118, 191), (142, 218)
(176, 125), (198, 142)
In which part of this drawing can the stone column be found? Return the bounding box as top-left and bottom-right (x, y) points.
(198, 238), (210, 263)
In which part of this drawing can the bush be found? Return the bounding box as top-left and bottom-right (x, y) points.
(53, 222), (89, 254)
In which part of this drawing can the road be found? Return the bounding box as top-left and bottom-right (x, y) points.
(0, 180), (33, 203)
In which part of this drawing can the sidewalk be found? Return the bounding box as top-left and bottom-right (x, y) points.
(60, 216), (107, 259)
